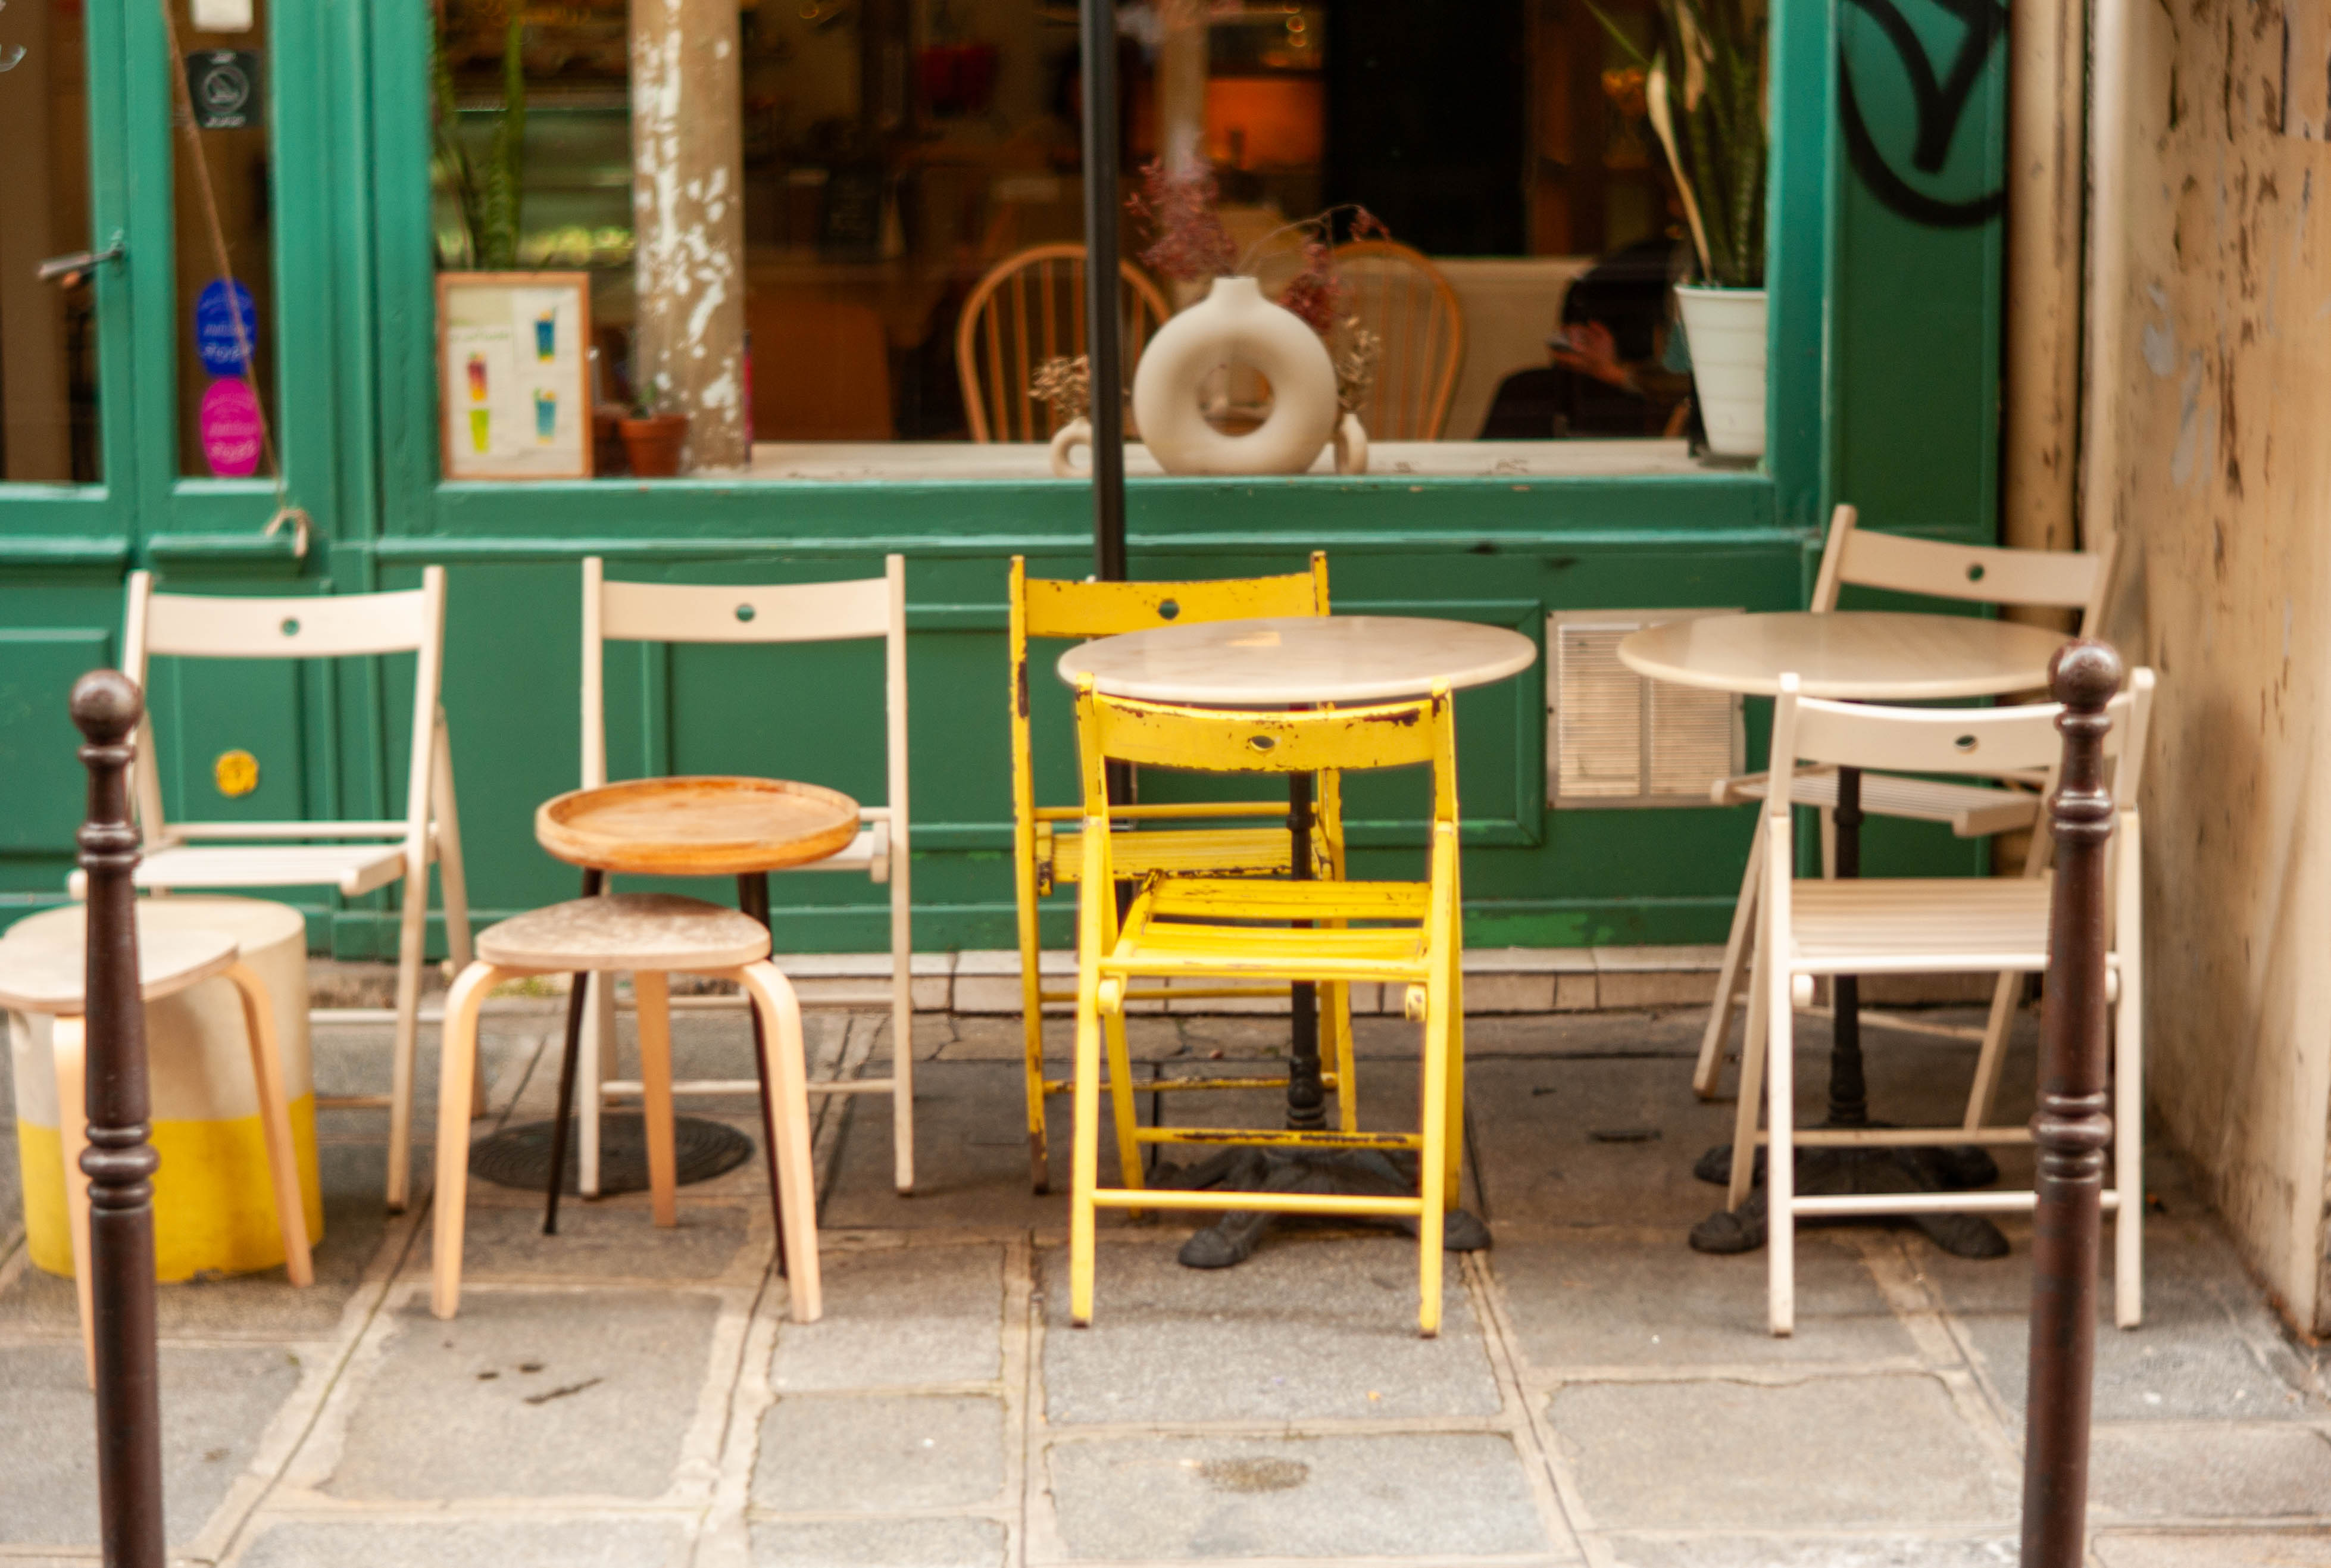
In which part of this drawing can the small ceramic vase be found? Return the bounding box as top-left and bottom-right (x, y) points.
(1048, 417), (1092, 477)
(1131, 276), (1339, 476)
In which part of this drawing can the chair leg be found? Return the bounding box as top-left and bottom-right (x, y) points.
(1443, 957), (1466, 1205)
(54, 1016), (95, 1385)
(430, 963), (502, 1320)
(888, 890), (916, 1196)
(430, 717), (481, 1119)
(578, 974), (613, 1200)
(633, 970), (679, 1228)
(385, 865), (432, 1213)
(1698, 827), (1764, 1100)
(1016, 864), (1051, 1194)
(2113, 817), (2145, 1330)
(1766, 957), (1798, 1339)
(1727, 942), (1771, 1211)
(1417, 969), (1452, 1339)
(1963, 970), (2026, 1133)
(1068, 994), (1105, 1328)
(1101, 1006), (1143, 1207)
(736, 963), (821, 1323)
(225, 963), (313, 1287)
(1329, 981), (1358, 1133)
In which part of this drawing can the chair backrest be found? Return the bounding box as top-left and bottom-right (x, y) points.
(1007, 554), (1331, 816)
(1075, 681), (1457, 841)
(580, 557), (908, 848)
(1329, 240), (1465, 441)
(748, 293), (894, 441)
(1811, 504), (2118, 630)
(122, 567), (448, 845)
(956, 244), (1171, 443)
(1766, 666), (2157, 816)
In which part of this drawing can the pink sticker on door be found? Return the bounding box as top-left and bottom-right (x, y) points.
(199, 377), (264, 476)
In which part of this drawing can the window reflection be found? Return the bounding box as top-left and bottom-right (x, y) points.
(431, 0), (1692, 466)
(0, 0), (100, 483)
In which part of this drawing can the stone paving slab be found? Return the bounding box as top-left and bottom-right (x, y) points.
(2093, 1530), (2331, 1566)
(1039, 1239), (1499, 1425)
(322, 1289), (722, 1501)
(1042, 1432), (1554, 1560)
(754, 1394), (1007, 1511)
(771, 1243), (1005, 1390)
(1601, 1535), (2017, 1567)
(750, 1516), (1011, 1567)
(230, 1514), (695, 1567)
(1546, 1375), (2018, 1530)
(1492, 1229), (1921, 1370)
(0, 1342), (303, 1551)
(419, 1200), (755, 1284)
(2088, 1425), (2331, 1520)
(0, 1141), (398, 1339)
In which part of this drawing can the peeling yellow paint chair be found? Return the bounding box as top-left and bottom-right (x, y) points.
(1064, 679), (1466, 1338)
(1008, 555), (1347, 1194)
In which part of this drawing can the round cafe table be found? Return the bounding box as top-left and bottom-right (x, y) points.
(1618, 610), (2070, 1258)
(1060, 615), (1537, 1267)
(528, 777), (861, 1252)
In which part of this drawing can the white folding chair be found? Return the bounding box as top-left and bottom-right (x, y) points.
(1696, 504), (2120, 1100)
(111, 567), (471, 1212)
(574, 556), (916, 1195)
(1736, 669), (2152, 1335)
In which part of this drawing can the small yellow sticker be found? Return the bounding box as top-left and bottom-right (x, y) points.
(214, 749), (260, 798)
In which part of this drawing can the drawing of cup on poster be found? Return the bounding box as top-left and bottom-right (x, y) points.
(438, 273), (593, 479)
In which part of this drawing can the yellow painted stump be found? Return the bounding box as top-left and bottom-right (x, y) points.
(8, 896), (322, 1280)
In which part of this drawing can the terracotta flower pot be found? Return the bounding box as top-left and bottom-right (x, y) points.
(620, 413), (688, 477)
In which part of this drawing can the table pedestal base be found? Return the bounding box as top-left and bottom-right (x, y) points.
(1687, 1137), (2008, 1259)
(1152, 1147), (1491, 1269)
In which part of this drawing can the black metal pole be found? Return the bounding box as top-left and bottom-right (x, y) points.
(1079, 0), (1127, 582)
(72, 670), (166, 1568)
(2020, 639), (2122, 1568)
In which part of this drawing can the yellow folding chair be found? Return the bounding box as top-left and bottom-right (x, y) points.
(1065, 679), (1466, 1338)
(1009, 555), (1349, 1192)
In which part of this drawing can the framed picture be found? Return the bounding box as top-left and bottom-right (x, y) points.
(437, 271), (594, 479)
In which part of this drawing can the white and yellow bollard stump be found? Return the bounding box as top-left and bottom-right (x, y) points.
(8, 895), (321, 1280)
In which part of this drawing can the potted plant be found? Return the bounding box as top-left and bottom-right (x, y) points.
(431, 4), (527, 270)
(620, 385), (688, 478)
(1597, 0), (1768, 459)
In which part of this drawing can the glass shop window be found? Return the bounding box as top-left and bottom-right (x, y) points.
(430, 0), (1692, 474)
(0, 0), (101, 482)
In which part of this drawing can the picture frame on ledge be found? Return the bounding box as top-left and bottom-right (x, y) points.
(438, 271), (595, 480)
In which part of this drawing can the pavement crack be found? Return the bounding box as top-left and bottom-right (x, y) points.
(523, 1375), (604, 1405)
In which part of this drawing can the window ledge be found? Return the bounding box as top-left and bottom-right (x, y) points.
(745, 439), (1713, 483)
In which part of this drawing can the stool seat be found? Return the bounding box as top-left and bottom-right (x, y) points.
(475, 894), (771, 973)
(0, 924), (240, 1013)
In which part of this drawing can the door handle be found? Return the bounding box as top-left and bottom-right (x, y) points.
(38, 235), (125, 286)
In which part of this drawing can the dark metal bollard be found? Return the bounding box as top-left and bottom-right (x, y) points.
(2020, 639), (2124, 1568)
(72, 670), (166, 1568)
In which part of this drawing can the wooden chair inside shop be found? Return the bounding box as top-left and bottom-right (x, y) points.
(1735, 670), (2154, 1335)
(1065, 680), (1467, 1337)
(1695, 505), (2119, 1105)
(574, 557), (918, 1194)
(957, 244), (1171, 441)
(1008, 554), (1342, 1192)
(111, 569), (472, 1213)
(1329, 240), (1464, 440)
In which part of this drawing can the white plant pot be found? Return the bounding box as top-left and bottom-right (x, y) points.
(1674, 284), (1768, 461)
(1131, 275), (1339, 476)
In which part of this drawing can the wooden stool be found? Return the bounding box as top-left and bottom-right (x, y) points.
(430, 893), (822, 1323)
(0, 920), (312, 1380)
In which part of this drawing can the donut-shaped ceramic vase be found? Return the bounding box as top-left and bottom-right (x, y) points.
(1131, 276), (1339, 476)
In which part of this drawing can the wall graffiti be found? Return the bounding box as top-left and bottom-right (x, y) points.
(1838, 0), (2007, 227)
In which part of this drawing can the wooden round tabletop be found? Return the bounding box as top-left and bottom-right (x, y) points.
(1617, 611), (2070, 701)
(535, 776), (863, 877)
(1055, 615), (1538, 705)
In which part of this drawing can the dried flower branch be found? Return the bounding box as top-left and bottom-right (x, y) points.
(1126, 160), (1239, 283)
(1030, 355), (1091, 423)
(1333, 321), (1381, 415)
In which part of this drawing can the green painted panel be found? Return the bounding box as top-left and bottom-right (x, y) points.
(1830, 0), (2007, 544)
(0, 628), (111, 854)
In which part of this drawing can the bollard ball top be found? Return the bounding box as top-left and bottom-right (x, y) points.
(70, 669), (144, 743)
(2048, 639), (2123, 711)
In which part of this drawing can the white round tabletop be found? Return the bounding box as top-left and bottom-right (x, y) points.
(1056, 616), (1538, 705)
(1617, 611), (2070, 701)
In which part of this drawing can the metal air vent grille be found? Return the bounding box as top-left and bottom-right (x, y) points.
(1549, 610), (1743, 807)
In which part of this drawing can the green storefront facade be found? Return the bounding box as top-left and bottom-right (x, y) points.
(0, 0), (2010, 961)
